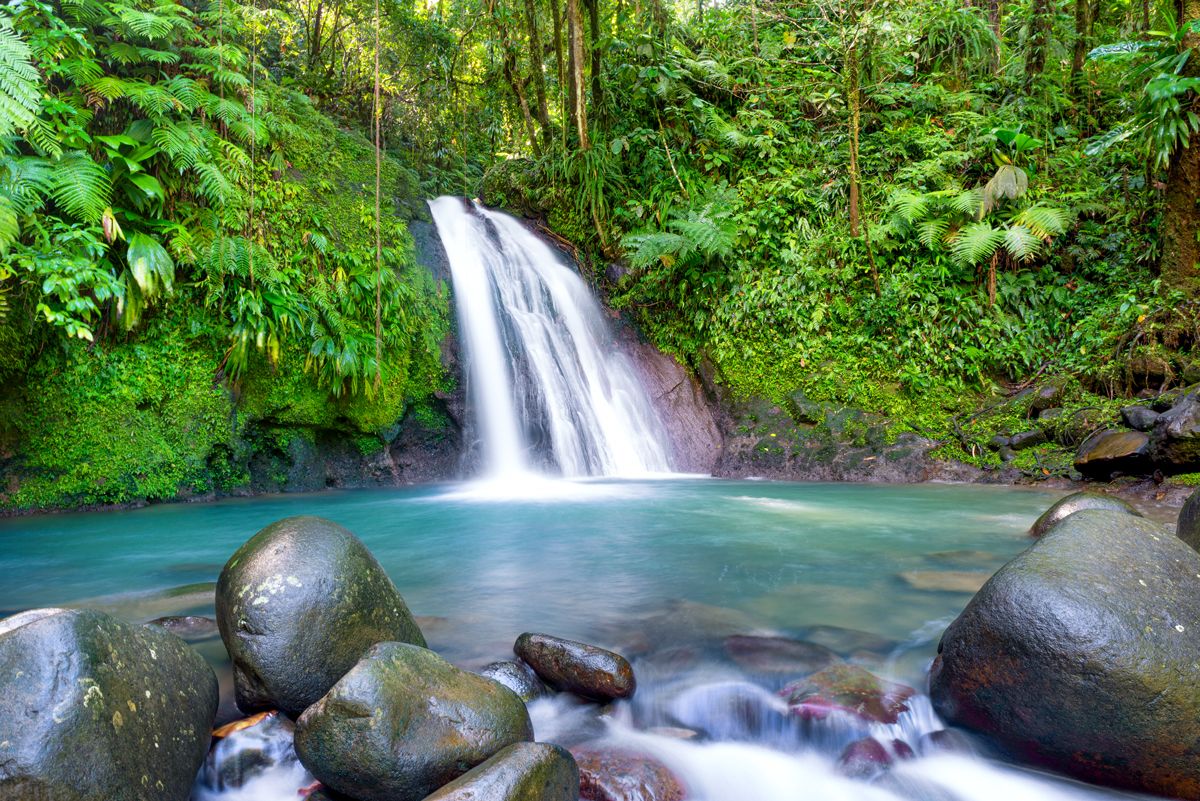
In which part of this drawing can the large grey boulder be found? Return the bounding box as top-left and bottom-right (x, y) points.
(1073, 429), (1149, 478)
(930, 510), (1200, 799)
(0, 608), (218, 801)
(1178, 487), (1200, 552)
(421, 742), (579, 801)
(215, 515), (425, 717)
(294, 642), (533, 801)
(1026, 491), (1140, 538)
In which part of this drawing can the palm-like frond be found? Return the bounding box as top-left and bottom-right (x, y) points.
(982, 164), (1028, 212)
(1002, 224), (1043, 262)
(889, 190), (929, 225)
(917, 217), (952, 249)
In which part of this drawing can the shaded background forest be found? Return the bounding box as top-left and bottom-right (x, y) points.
(1, 0), (1198, 508)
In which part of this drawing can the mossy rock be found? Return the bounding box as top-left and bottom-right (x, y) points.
(216, 516), (425, 718)
(0, 608), (218, 800)
(295, 642), (533, 801)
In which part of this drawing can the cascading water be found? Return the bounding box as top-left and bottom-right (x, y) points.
(428, 196), (672, 478)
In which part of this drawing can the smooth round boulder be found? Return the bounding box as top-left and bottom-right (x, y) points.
(514, 633), (635, 702)
(216, 515), (425, 717)
(479, 659), (550, 702)
(422, 742), (579, 801)
(1150, 392), (1200, 469)
(0, 608), (218, 800)
(1027, 491), (1141, 538)
(930, 510), (1200, 799)
(294, 642), (533, 801)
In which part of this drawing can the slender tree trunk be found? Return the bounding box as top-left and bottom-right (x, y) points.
(551, 0), (566, 144)
(1070, 0), (1096, 94)
(1160, 0), (1200, 292)
(489, 0), (542, 155)
(847, 44), (861, 239)
(1024, 0), (1052, 87)
(523, 0), (553, 145)
(988, 0), (1003, 70)
(584, 0), (602, 121)
(567, 0), (589, 149)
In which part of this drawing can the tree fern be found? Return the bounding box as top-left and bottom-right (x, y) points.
(949, 221), (1005, 266)
(1012, 204), (1069, 240)
(0, 16), (41, 138)
(1003, 224), (1043, 262)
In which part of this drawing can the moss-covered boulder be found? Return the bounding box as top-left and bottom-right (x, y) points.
(294, 642), (533, 801)
(0, 608), (218, 800)
(930, 510), (1200, 799)
(515, 633), (636, 702)
(1027, 491), (1140, 538)
(422, 742), (579, 801)
(1073, 429), (1150, 478)
(215, 515), (425, 718)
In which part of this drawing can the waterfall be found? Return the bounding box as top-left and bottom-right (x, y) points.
(428, 196), (672, 479)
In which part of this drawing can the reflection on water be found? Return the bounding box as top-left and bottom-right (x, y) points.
(0, 479), (1153, 799)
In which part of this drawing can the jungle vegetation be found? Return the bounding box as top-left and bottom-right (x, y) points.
(0, 0), (1198, 506)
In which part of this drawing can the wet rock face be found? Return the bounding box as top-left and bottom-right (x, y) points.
(1150, 392), (1200, 470)
(930, 510), (1200, 800)
(1178, 487), (1200, 552)
(836, 738), (911, 778)
(479, 659), (550, 702)
(148, 614), (219, 642)
(0, 608), (218, 800)
(515, 633), (636, 702)
(1121, 405), (1161, 432)
(422, 742), (580, 801)
(1027, 491), (1141, 538)
(1073, 429), (1150, 478)
(215, 515), (425, 718)
(572, 747), (685, 801)
(294, 642), (533, 801)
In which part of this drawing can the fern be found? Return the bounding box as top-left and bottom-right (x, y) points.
(949, 221), (1005, 266)
(0, 16), (42, 138)
(1002, 224), (1043, 262)
(1012, 204), (1069, 240)
(49, 151), (112, 222)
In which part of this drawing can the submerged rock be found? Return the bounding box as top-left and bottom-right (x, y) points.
(215, 515), (425, 717)
(148, 614), (219, 642)
(898, 570), (991, 593)
(515, 633), (636, 702)
(836, 738), (906, 778)
(480, 659), (551, 702)
(422, 742), (579, 801)
(0, 608), (218, 800)
(930, 509), (1200, 799)
(722, 634), (838, 675)
(572, 747), (685, 801)
(294, 642), (533, 801)
(1027, 491), (1141, 538)
(779, 664), (914, 725)
(1073, 429), (1150, 478)
(793, 624), (896, 659)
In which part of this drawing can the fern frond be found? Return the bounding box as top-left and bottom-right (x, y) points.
(0, 17), (42, 138)
(1002, 224), (1043, 261)
(890, 190), (930, 224)
(193, 161), (233, 206)
(623, 231), (689, 269)
(917, 217), (952, 248)
(49, 151), (111, 222)
(949, 187), (985, 218)
(949, 220), (1005, 266)
(1012, 204), (1069, 240)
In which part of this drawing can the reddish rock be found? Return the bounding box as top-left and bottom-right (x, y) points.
(779, 664), (915, 724)
(571, 747), (685, 801)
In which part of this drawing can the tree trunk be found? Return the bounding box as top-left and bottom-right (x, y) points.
(1160, 0), (1200, 292)
(523, 0), (553, 145)
(847, 42), (861, 239)
(550, 0), (566, 144)
(489, 0), (542, 156)
(1071, 0), (1099, 93)
(1024, 0), (1052, 87)
(584, 0), (603, 120)
(567, 0), (589, 149)
(988, 0), (1003, 71)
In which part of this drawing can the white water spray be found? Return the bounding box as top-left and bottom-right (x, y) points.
(428, 196), (671, 479)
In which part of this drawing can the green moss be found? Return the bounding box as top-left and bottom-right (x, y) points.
(1170, 473), (1200, 487)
